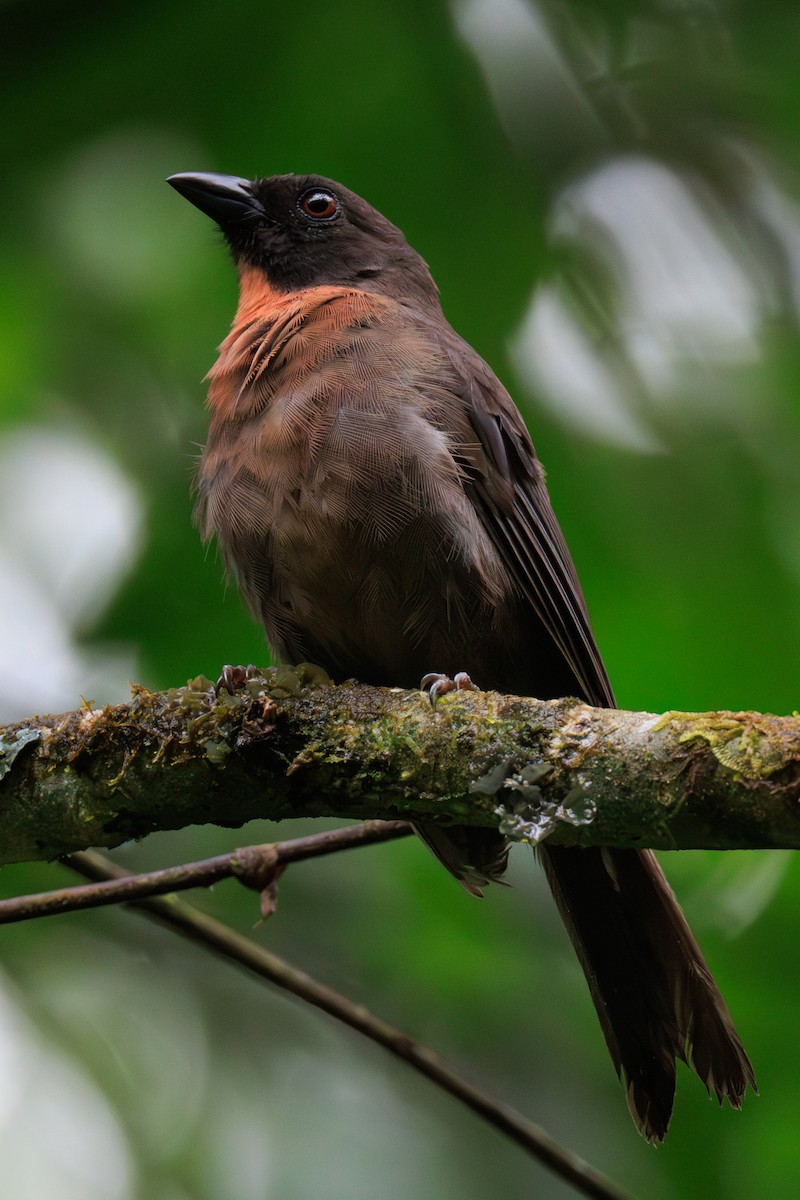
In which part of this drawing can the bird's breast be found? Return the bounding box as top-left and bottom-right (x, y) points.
(197, 285), (511, 677)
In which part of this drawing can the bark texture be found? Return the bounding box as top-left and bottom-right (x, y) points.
(1, 667), (799, 865)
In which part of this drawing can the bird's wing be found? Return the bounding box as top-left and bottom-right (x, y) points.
(439, 331), (614, 709)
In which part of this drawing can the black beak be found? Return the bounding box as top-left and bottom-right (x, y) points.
(167, 172), (262, 226)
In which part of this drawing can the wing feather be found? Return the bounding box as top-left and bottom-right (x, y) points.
(442, 339), (614, 707)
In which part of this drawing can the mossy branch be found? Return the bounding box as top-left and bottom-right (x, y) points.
(1, 667), (799, 866)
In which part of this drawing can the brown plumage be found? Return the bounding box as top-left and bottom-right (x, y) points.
(168, 170), (755, 1140)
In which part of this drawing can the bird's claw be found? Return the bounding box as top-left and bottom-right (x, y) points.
(215, 664), (259, 696)
(420, 671), (478, 705)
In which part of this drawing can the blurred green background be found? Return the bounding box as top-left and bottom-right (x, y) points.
(2, 0), (800, 1196)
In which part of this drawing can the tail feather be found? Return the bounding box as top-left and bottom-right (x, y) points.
(415, 822), (510, 897)
(538, 844), (756, 1142)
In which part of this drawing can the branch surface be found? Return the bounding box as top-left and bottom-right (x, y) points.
(1, 667), (799, 865)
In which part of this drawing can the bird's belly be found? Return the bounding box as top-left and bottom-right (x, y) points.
(261, 478), (502, 685)
(203, 394), (513, 686)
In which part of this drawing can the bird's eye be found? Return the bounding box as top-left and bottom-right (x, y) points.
(298, 189), (339, 220)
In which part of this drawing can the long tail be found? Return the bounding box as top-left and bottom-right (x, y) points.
(539, 844), (756, 1142)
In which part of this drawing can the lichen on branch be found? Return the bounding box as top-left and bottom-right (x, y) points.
(1, 666), (799, 866)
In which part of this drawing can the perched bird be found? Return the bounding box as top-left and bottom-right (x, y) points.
(168, 170), (755, 1141)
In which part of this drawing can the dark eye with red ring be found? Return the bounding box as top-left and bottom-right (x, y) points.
(298, 189), (339, 220)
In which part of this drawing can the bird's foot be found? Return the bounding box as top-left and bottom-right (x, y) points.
(420, 671), (478, 704)
(215, 664), (260, 696)
(213, 661), (331, 701)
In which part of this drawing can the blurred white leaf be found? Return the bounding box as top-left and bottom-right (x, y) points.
(0, 973), (134, 1200)
(0, 426), (142, 720)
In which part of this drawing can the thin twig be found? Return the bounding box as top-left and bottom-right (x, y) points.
(63, 849), (635, 1200)
(0, 822), (412, 925)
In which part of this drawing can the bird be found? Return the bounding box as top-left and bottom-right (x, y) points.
(168, 169), (755, 1141)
